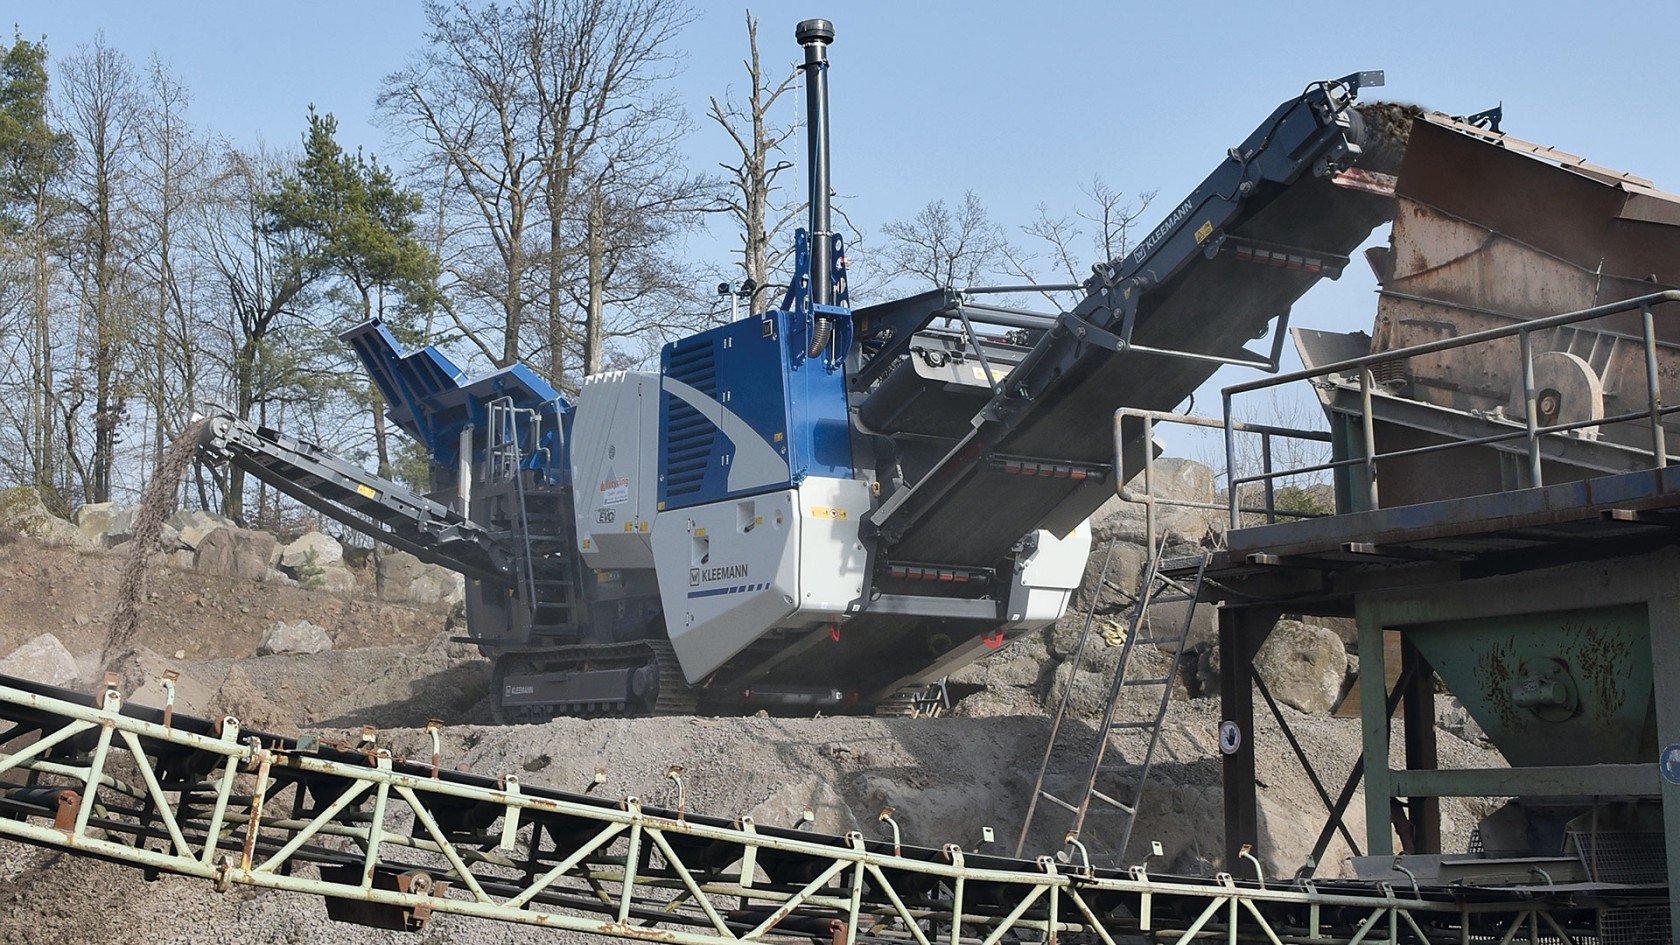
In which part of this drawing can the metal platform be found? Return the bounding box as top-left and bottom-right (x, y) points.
(1196, 462), (1680, 603)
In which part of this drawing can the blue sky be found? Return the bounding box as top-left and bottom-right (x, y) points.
(15, 0), (1680, 424)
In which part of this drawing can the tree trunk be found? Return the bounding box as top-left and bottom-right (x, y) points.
(585, 200), (605, 377)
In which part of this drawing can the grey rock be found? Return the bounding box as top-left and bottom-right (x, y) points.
(73, 501), (117, 544)
(1253, 620), (1347, 714)
(259, 619), (334, 656)
(314, 564), (357, 594)
(167, 508), (229, 533)
(280, 531), (343, 571)
(1142, 600), (1218, 651)
(405, 566), (464, 607)
(1092, 459), (1226, 548)
(177, 522), (222, 550)
(953, 635), (1048, 688)
(0, 634), (80, 687)
(194, 527), (278, 583)
(1071, 540), (1148, 615)
(105, 505), (138, 547)
(0, 487), (94, 549)
(1436, 695), (1488, 744)
(376, 550), (428, 589)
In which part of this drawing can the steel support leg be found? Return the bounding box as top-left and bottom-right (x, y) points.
(1646, 586), (1680, 942)
(1221, 606), (1279, 869)
(1400, 638), (1439, 853)
(1356, 598), (1394, 858)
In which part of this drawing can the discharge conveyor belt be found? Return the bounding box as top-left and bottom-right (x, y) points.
(0, 670), (1645, 943)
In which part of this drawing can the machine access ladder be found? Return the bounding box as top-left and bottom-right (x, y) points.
(1017, 543), (1209, 864)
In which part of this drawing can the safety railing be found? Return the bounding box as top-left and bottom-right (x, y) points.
(1220, 290), (1680, 527)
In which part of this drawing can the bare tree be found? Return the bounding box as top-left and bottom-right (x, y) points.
(879, 190), (1010, 290)
(197, 145), (322, 521)
(707, 9), (800, 308)
(1007, 176), (1156, 308)
(58, 35), (143, 503)
(382, 0), (704, 390)
(381, 1), (541, 369)
(527, 0), (699, 384)
(133, 55), (208, 470)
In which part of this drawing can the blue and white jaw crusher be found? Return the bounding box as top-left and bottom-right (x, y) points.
(202, 18), (1401, 719)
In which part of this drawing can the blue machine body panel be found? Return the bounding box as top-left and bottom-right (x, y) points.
(341, 319), (571, 484)
(658, 307), (853, 510)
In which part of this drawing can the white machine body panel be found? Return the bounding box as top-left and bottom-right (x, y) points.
(571, 371), (660, 569)
(1003, 521), (1092, 630)
(654, 476), (871, 683)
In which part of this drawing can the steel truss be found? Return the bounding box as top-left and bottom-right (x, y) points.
(0, 672), (1632, 944)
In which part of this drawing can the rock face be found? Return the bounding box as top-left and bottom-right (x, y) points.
(259, 619), (333, 656)
(1253, 620), (1348, 714)
(0, 633), (81, 687)
(194, 527), (279, 583)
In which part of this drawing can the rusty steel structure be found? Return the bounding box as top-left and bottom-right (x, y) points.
(1171, 110), (1680, 941)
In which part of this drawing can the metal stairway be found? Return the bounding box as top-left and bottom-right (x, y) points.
(1016, 542), (1210, 865)
(484, 398), (578, 638)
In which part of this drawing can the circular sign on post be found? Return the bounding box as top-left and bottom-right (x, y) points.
(1661, 744), (1680, 786)
(1218, 720), (1243, 755)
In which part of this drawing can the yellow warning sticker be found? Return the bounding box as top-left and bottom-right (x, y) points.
(356, 484), (376, 499)
(970, 364), (1012, 383)
(809, 506), (848, 520)
(1194, 220), (1213, 243)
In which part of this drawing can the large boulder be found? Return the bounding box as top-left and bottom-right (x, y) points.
(73, 501), (117, 544)
(0, 633), (81, 687)
(406, 565), (465, 607)
(194, 527), (279, 582)
(259, 619), (333, 656)
(167, 508), (229, 533)
(376, 550), (428, 588)
(280, 531), (344, 571)
(376, 551), (465, 607)
(1253, 620), (1348, 714)
(1071, 540), (1148, 615)
(1437, 695), (1488, 745)
(104, 505), (138, 547)
(309, 564), (357, 594)
(1091, 458), (1227, 549)
(0, 487), (93, 549)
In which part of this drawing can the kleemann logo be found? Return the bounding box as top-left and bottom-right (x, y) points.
(689, 563), (749, 586)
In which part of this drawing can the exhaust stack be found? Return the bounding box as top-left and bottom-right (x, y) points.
(796, 18), (835, 312)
